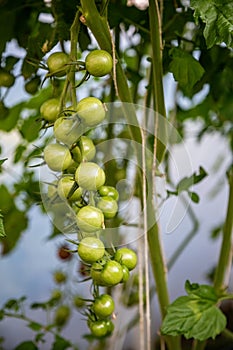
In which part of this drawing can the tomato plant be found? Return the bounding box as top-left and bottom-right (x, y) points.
(1, 1), (233, 350)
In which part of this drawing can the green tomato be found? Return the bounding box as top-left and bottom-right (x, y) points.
(75, 162), (105, 191)
(24, 76), (41, 95)
(78, 237), (105, 263)
(79, 136), (96, 161)
(54, 115), (80, 146)
(98, 185), (119, 201)
(53, 270), (67, 284)
(76, 97), (105, 127)
(51, 289), (63, 301)
(90, 262), (106, 286)
(76, 205), (104, 232)
(114, 247), (137, 271)
(44, 143), (73, 172)
(73, 295), (85, 309)
(89, 320), (109, 338)
(54, 305), (70, 327)
(93, 294), (115, 319)
(47, 52), (69, 77)
(40, 98), (60, 122)
(85, 50), (113, 77)
(97, 196), (118, 219)
(101, 260), (123, 286)
(57, 176), (82, 202)
(0, 69), (15, 87)
(121, 265), (130, 283)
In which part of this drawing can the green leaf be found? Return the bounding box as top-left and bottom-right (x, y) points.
(191, 0), (233, 48)
(19, 115), (41, 142)
(185, 280), (218, 301)
(0, 102), (25, 132)
(0, 210), (6, 237)
(14, 341), (38, 350)
(27, 322), (42, 331)
(187, 191), (199, 203)
(161, 281), (227, 341)
(169, 48), (205, 96)
(177, 166), (208, 193)
(51, 335), (71, 350)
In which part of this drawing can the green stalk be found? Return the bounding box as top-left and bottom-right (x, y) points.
(148, 0), (167, 164)
(214, 165), (233, 291)
(78, 2), (180, 349)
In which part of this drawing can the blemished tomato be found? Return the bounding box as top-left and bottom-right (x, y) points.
(114, 247), (137, 271)
(78, 237), (105, 263)
(54, 305), (70, 327)
(47, 52), (69, 77)
(75, 162), (105, 191)
(98, 185), (119, 201)
(93, 294), (115, 318)
(76, 97), (105, 127)
(57, 176), (82, 202)
(97, 196), (118, 219)
(85, 50), (113, 77)
(76, 205), (104, 232)
(44, 143), (73, 172)
(40, 98), (60, 122)
(101, 260), (123, 286)
(0, 69), (15, 87)
(54, 115), (81, 146)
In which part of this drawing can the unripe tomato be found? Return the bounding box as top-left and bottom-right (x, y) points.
(54, 116), (80, 146)
(85, 50), (113, 77)
(75, 162), (105, 191)
(98, 185), (119, 201)
(53, 270), (67, 284)
(54, 305), (70, 327)
(93, 294), (115, 318)
(121, 265), (130, 283)
(40, 98), (60, 122)
(89, 320), (109, 338)
(97, 196), (118, 219)
(76, 205), (104, 232)
(47, 52), (69, 77)
(51, 289), (62, 301)
(57, 176), (82, 202)
(114, 247), (137, 271)
(73, 295), (85, 309)
(24, 76), (41, 95)
(71, 145), (82, 163)
(79, 136), (96, 161)
(44, 143), (73, 172)
(0, 69), (15, 87)
(78, 237), (105, 263)
(101, 260), (123, 286)
(76, 97), (105, 126)
(90, 262), (106, 286)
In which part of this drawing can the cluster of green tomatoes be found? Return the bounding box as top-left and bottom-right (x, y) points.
(40, 49), (137, 338)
